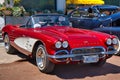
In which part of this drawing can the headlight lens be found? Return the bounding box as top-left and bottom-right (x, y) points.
(112, 38), (118, 45)
(62, 41), (68, 48)
(106, 38), (112, 45)
(112, 38), (120, 54)
(55, 41), (62, 48)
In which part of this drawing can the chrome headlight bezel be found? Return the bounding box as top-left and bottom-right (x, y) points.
(62, 41), (68, 48)
(112, 38), (119, 45)
(112, 38), (120, 54)
(106, 38), (112, 45)
(55, 41), (62, 49)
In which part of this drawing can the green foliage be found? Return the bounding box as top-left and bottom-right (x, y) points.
(12, 7), (22, 16)
(0, 4), (3, 7)
(0, 10), (2, 16)
(0, 4), (3, 15)
(21, 0), (55, 13)
(0, 6), (13, 11)
(7, 0), (10, 4)
(0, 6), (26, 16)
(14, 0), (21, 6)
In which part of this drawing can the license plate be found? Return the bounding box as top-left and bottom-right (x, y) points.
(83, 55), (99, 63)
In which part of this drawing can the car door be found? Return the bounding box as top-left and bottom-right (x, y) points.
(11, 18), (35, 55)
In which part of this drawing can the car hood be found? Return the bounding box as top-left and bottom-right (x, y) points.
(35, 26), (107, 48)
(39, 26), (95, 38)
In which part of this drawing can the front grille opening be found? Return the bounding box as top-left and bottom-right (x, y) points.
(71, 47), (105, 61)
(72, 47), (105, 54)
(107, 46), (115, 51)
(55, 51), (68, 62)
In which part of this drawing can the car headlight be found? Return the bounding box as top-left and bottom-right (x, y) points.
(112, 38), (120, 54)
(55, 41), (62, 48)
(112, 38), (119, 45)
(62, 41), (68, 48)
(106, 38), (112, 45)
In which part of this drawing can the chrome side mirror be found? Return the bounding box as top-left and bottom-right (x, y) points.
(33, 23), (41, 28)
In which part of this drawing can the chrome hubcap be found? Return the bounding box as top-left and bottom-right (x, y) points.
(4, 35), (10, 51)
(36, 47), (45, 69)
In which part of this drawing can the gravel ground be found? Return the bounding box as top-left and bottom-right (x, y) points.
(0, 47), (22, 64)
(0, 46), (120, 80)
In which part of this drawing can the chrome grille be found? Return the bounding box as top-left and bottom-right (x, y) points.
(71, 47), (105, 54)
(71, 47), (105, 61)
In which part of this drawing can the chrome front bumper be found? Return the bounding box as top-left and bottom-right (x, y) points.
(48, 50), (117, 59)
(47, 46), (117, 59)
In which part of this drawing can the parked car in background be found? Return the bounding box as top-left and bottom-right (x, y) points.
(68, 5), (120, 55)
(2, 14), (119, 73)
(68, 5), (120, 29)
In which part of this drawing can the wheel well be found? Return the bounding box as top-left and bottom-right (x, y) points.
(32, 41), (44, 58)
(3, 32), (8, 39)
(4, 32), (7, 35)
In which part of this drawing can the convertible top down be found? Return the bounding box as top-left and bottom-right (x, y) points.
(2, 14), (119, 73)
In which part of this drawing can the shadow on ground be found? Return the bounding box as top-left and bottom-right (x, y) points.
(52, 63), (120, 79)
(14, 52), (120, 79)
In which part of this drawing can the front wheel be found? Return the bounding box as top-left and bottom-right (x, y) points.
(35, 45), (55, 73)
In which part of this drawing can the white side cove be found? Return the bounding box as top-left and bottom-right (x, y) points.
(14, 37), (38, 52)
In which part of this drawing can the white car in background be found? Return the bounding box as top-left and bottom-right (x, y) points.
(0, 17), (5, 31)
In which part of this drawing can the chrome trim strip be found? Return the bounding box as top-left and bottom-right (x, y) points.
(47, 46), (117, 59)
(47, 51), (117, 59)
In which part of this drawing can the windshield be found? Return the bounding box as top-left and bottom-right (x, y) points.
(32, 15), (70, 27)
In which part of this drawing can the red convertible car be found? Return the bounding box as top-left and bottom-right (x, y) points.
(2, 14), (119, 73)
